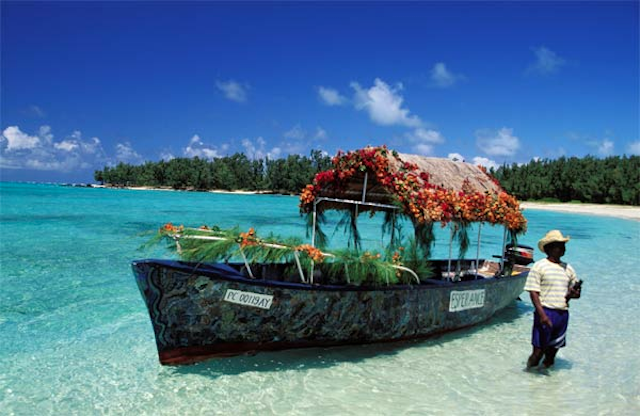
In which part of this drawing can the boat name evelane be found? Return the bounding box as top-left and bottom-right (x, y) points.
(224, 289), (273, 310)
(449, 289), (486, 312)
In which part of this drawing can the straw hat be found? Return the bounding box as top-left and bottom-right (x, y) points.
(538, 230), (570, 252)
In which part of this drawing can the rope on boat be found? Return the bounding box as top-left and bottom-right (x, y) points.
(171, 229), (420, 285)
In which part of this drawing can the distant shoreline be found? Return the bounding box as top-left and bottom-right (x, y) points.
(520, 202), (640, 221)
(113, 185), (284, 195)
(98, 185), (640, 221)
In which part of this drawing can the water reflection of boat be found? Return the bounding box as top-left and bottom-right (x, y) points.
(133, 146), (531, 365)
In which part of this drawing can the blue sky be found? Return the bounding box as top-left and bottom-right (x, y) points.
(1, 1), (638, 183)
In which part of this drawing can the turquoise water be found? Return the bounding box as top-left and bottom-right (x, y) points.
(1, 182), (638, 415)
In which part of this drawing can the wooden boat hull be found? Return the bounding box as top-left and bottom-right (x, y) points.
(132, 259), (527, 365)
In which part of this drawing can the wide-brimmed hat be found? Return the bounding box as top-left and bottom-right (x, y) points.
(538, 230), (570, 252)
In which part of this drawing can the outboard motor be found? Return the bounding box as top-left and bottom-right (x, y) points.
(505, 243), (534, 266)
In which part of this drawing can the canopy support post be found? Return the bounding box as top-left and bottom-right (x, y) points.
(500, 226), (508, 276)
(475, 223), (482, 279)
(390, 211), (396, 247)
(447, 224), (455, 281)
(311, 200), (318, 248)
(361, 172), (368, 203)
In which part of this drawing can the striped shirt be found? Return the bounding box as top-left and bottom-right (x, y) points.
(524, 258), (577, 311)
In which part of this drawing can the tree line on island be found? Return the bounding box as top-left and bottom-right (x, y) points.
(94, 152), (640, 206)
(94, 150), (332, 194)
(496, 155), (639, 205)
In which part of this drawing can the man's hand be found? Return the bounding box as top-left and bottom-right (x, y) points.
(566, 286), (581, 299)
(540, 312), (552, 328)
(529, 291), (553, 327)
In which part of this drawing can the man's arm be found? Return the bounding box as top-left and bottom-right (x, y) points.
(565, 265), (581, 300)
(529, 291), (552, 327)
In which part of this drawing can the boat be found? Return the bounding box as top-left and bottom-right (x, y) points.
(133, 146), (531, 365)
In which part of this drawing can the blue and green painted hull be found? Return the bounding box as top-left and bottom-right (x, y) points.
(132, 259), (527, 365)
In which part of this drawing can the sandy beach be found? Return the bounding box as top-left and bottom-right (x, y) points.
(119, 185), (276, 195)
(520, 202), (640, 221)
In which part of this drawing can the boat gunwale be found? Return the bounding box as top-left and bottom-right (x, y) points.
(133, 259), (528, 293)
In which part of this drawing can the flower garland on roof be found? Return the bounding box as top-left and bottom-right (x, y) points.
(299, 146), (527, 233)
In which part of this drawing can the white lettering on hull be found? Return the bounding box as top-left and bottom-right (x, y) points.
(223, 289), (273, 310)
(449, 289), (486, 312)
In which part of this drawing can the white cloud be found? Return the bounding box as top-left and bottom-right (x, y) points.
(448, 152), (465, 162)
(183, 134), (220, 159)
(410, 128), (444, 144)
(216, 80), (249, 103)
(270, 147), (282, 158)
(1, 126), (41, 151)
(283, 124), (327, 142)
(597, 139), (614, 156)
(412, 143), (434, 155)
(159, 151), (175, 161)
(313, 127), (327, 140)
(39, 125), (54, 144)
(472, 156), (499, 170)
(52, 131), (101, 155)
(1, 125), (109, 172)
(527, 46), (565, 75)
(242, 137), (281, 160)
(0, 154), (21, 169)
(54, 140), (80, 152)
(24, 159), (66, 171)
(627, 141), (640, 155)
(406, 128), (445, 155)
(351, 78), (422, 128)
(284, 125), (306, 140)
(81, 137), (102, 154)
(430, 62), (463, 88)
(115, 142), (144, 164)
(241, 137), (263, 159)
(476, 127), (521, 157)
(318, 86), (346, 106)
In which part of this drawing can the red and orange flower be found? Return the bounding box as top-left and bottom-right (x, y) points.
(161, 222), (184, 234)
(238, 227), (258, 248)
(296, 244), (325, 263)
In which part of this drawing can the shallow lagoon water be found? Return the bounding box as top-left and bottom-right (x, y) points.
(1, 182), (639, 415)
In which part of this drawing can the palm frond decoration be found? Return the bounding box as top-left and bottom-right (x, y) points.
(399, 237), (435, 281)
(323, 249), (397, 286)
(453, 223), (471, 259)
(304, 211), (328, 249)
(413, 221), (435, 259)
(382, 210), (404, 249)
(335, 208), (361, 251)
(144, 223), (424, 286)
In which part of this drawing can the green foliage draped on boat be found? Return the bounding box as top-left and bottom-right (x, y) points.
(144, 224), (430, 286)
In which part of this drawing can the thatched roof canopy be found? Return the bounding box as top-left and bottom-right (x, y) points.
(300, 146), (526, 232)
(392, 153), (501, 194)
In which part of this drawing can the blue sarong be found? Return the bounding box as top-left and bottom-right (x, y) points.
(532, 307), (569, 349)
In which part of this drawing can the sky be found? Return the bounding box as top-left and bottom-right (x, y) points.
(1, 1), (639, 183)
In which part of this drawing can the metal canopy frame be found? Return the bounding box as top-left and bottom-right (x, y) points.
(310, 171), (508, 281)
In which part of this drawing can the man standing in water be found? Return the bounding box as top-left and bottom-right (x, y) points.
(525, 230), (582, 369)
